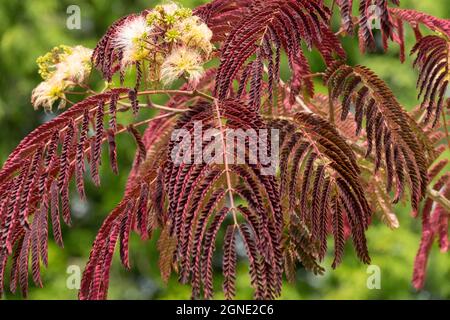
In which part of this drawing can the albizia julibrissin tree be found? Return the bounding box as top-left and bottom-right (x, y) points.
(0, 0), (449, 300)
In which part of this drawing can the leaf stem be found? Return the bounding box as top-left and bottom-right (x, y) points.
(127, 89), (215, 101)
(213, 99), (239, 226)
(116, 100), (188, 113)
(442, 107), (450, 149)
(328, 87), (335, 124)
(14, 88), (206, 165)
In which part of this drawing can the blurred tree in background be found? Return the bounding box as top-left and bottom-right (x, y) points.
(0, 0), (449, 300)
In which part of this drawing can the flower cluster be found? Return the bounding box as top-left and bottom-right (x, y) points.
(32, 45), (93, 111)
(113, 2), (213, 86)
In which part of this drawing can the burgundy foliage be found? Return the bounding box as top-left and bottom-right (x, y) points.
(0, 0), (449, 299)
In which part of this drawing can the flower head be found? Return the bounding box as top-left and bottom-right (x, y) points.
(165, 28), (181, 43)
(113, 16), (152, 67)
(151, 2), (193, 26)
(174, 16), (213, 56)
(31, 75), (68, 111)
(161, 47), (204, 86)
(156, 2), (180, 17)
(36, 45), (92, 84)
(32, 45), (93, 111)
(146, 11), (162, 25)
(57, 46), (93, 83)
(36, 45), (70, 80)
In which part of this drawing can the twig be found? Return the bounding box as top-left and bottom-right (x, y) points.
(302, 72), (326, 79)
(427, 187), (450, 212)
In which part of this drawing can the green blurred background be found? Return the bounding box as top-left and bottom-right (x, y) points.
(0, 0), (449, 300)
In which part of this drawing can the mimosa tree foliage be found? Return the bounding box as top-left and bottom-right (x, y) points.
(0, 0), (449, 299)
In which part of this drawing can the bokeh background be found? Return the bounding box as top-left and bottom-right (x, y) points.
(0, 0), (449, 300)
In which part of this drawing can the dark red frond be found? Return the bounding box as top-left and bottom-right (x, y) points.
(325, 62), (431, 210)
(215, 0), (344, 101)
(410, 35), (449, 127)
